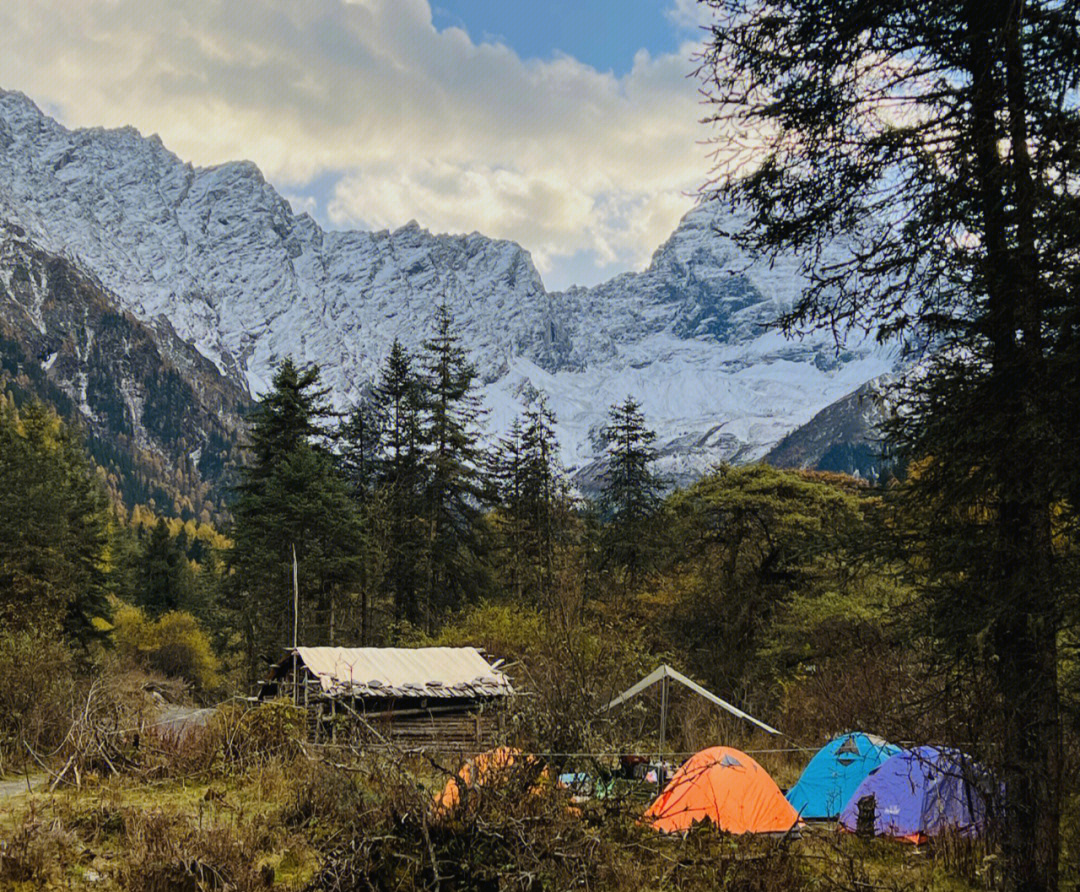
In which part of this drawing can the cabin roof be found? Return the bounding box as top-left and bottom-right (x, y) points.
(271, 646), (514, 699)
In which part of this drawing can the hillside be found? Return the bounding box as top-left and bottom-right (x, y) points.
(0, 222), (249, 519)
(764, 379), (893, 480)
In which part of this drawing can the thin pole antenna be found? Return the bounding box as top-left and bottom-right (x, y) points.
(659, 673), (669, 785)
(292, 543), (299, 705)
(292, 543), (299, 649)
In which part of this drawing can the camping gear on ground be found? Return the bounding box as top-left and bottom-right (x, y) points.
(557, 772), (617, 801)
(837, 746), (991, 843)
(643, 746), (802, 834)
(786, 732), (903, 819)
(644, 761), (676, 785)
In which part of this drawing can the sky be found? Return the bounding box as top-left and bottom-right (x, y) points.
(431, 1), (692, 76)
(0, 0), (715, 289)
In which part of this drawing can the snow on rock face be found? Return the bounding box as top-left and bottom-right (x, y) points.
(0, 89), (896, 481)
(0, 220), (249, 516)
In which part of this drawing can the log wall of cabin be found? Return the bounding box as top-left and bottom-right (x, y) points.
(268, 664), (507, 751)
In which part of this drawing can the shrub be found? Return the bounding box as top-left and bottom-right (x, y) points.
(0, 814), (78, 884)
(111, 603), (221, 692)
(146, 612), (221, 690)
(279, 760), (371, 837)
(0, 629), (76, 771)
(211, 699), (308, 771)
(117, 810), (269, 892)
(47, 668), (164, 785)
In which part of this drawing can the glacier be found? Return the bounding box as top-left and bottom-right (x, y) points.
(0, 88), (897, 482)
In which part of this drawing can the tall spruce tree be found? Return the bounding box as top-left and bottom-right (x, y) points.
(418, 305), (488, 628)
(371, 339), (427, 626)
(243, 358), (335, 478)
(697, 2), (1080, 886)
(137, 517), (192, 617)
(598, 397), (661, 584)
(338, 399), (381, 494)
(518, 399), (563, 602)
(492, 399), (566, 603)
(0, 399), (110, 648)
(230, 361), (361, 680)
(335, 399), (384, 643)
(491, 418), (528, 599)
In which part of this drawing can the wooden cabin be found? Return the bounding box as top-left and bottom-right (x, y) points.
(259, 646), (513, 750)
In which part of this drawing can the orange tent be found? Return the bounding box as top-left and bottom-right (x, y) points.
(643, 746), (802, 834)
(434, 746), (537, 812)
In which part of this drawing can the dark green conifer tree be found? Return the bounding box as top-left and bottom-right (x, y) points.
(107, 508), (143, 607)
(338, 399), (381, 494)
(371, 339), (427, 626)
(598, 396), (661, 584)
(230, 361), (361, 680)
(418, 305), (489, 628)
(0, 400), (110, 649)
(242, 358), (335, 481)
(491, 418), (527, 599)
(336, 398), (385, 643)
(493, 398), (566, 603)
(137, 517), (191, 616)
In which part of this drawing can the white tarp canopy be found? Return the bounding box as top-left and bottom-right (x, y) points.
(601, 664), (780, 736)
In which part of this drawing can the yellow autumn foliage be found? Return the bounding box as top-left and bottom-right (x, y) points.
(111, 602), (221, 691)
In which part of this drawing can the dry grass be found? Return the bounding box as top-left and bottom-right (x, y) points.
(0, 754), (996, 892)
(0, 688), (998, 892)
(0, 764), (318, 891)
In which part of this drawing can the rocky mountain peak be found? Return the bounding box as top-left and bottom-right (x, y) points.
(0, 91), (898, 482)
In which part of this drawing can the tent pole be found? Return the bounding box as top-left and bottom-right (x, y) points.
(659, 673), (668, 775)
(601, 664), (781, 737)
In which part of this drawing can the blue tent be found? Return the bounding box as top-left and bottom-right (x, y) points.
(786, 732), (902, 819)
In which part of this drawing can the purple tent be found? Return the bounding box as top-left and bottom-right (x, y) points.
(837, 746), (990, 842)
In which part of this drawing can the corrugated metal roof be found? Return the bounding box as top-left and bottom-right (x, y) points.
(290, 646), (513, 699)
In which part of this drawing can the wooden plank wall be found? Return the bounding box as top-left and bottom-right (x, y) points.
(308, 698), (505, 751)
(273, 665), (508, 751)
(383, 711), (500, 750)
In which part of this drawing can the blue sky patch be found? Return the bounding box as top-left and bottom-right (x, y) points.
(432, 1), (688, 75)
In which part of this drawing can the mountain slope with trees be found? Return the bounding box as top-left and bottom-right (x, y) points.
(764, 379), (892, 480)
(0, 222), (250, 520)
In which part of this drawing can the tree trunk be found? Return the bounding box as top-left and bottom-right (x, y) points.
(361, 585), (369, 646)
(967, 4), (1062, 887)
(995, 588), (1061, 892)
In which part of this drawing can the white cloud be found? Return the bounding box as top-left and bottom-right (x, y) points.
(282, 192), (319, 219)
(665, 0), (715, 31)
(0, 0), (714, 288)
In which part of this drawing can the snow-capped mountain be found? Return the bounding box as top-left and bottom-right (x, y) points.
(0, 88), (896, 481)
(764, 377), (894, 480)
(0, 221), (249, 520)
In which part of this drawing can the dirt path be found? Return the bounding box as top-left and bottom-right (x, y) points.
(0, 774), (44, 799)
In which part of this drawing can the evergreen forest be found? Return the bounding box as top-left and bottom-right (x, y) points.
(2, 303), (1079, 890)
